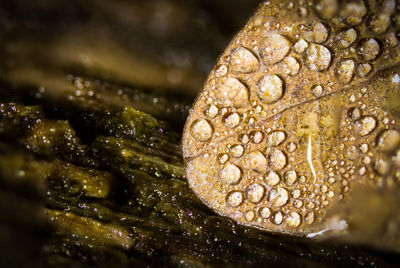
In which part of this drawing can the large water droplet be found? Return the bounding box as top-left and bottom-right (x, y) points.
(226, 191), (244, 207)
(304, 22), (329, 44)
(286, 212), (301, 227)
(283, 56), (301, 76)
(336, 59), (355, 84)
(223, 112), (240, 128)
(284, 170), (298, 186)
(269, 187), (289, 207)
(256, 74), (284, 104)
(268, 149), (287, 171)
(376, 129), (400, 152)
(356, 116), (377, 136)
(229, 46), (260, 73)
(265, 171), (280, 186)
(246, 183), (265, 204)
(216, 77), (249, 108)
(358, 39), (380, 61)
(337, 28), (357, 49)
(260, 33), (290, 64)
(220, 163), (242, 184)
(190, 119), (213, 142)
(243, 150), (268, 173)
(304, 44), (331, 71)
(267, 131), (287, 146)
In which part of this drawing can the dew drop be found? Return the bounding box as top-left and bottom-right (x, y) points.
(304, 22), (329, 44)
(274, 211), (283, 224)
(315, 0), (338, 19)
(283, 56), (300, 76)
(220, 163), (242, 184)
(245, 210), (256, 222)
(293, 39), (308, 54)
(355, 116), (377, 136)
(256, 74), (284, 104)
(229, 47), (260, 73)
(348, 107), (362, 120)
(360, 143), (369, 153)
(214, 64), (228, 77)
(358, 39), (380, 61)
(218, 153), (229, 164)
(230, 144), (244, 158)
(259, 207), (271, 219)
(267, 131), (287, 147)
(284, 170), (298, 186)
(336, 59), (355, 84)
(292, 189), (301, 199)
(260, 33), (291, 64)
(287, 142), (297, 152)
(246, 183), (266, 204)
(357, 63), (372, 77)
(311, 85), (323, 97)
(304, 44), (331, 71)
(216, 77), (249, 108)
(337, 28), (357, 49)
(226, 191), (244, 207)
(376, 129), (400, 152)
(286, 212), (301, 227)
(223, 112), (240, 128)
(251, 131), (264, 144)
(242, 150), (268, 173)
(268, 149), (287, 171)
(205, 104), (219, 119)
(269, 187), (289, 207)
(340, 1), (367, 25)
(190, 119), (213, 142)
(264, 171), (281, 186)
(304, 211), (315, 224)
(374, 159), (391, 175)
(369, 14), (391, 34)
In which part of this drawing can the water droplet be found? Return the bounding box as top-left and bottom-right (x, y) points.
(218, 153), (229, 164)
(283, 56), (300, 76)
(358, 39), (380, 61)
(337, 28), (357, 49)
(357, 63), (372, 77)
(256, 74), (284, 104)
(360, 143), (369, 153)
(190, 119), (213, 142)
(304, 22), (329, 44)
(269, 187), (289, 207)
(251, 131), (264, 144)
(216, 77), (249, 108)
(243, 150), (268, 173)
(355, 116), (377, 136)
(260, 33), (290, 64)
(223, 112), (240, 128)
(245, 210), (256, 222)
(214, 64), (228, 77)
(286, 212), (301, 227)
(265, 171), (280, 186)
(311, 85), (323, 97)
(205, 104), (219, 118)
(369, 14), (391, 34)
(315, 0), (338, 19)
(374, 159), (391, 175)
(220, 163), (242, 184)
(284, 170), (298, 186)
(292, 189), (301, 199)
(226, 191), (244, 207)
(304, 44), (331, 71)
(336, 59), (355, 84)
(376, 130), (400, 152)
(240, 134), (249, 144)
(340, 1), (367, 25)
(230, 144), (244, 158)
(348, 107), (361, 120)
(304, 211), (315, 224)
(293, 38), (308, 54)
(274, 211), (283, 224)
(393, 150), (400, 167)
(246, 183), (265, 204)
(259, 207), (271, 219)
(268, 149), (287, 171)
(229, 47), (260, 73)
(267, 131), (287, 147)
(287, 142), (297, 152)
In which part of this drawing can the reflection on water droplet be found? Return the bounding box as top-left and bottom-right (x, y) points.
(256, 74), (284, 104)
(220, 163), (242, 184)
(226, 191), (244, 207)
(190, 119), (213, 142)
(229, 47), (260, 73)
(265, 171), (280, 186)
(246, 183), (265, 204)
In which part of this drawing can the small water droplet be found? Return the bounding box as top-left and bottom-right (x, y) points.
(218, 153), (229, 164)
(269, 187), (289, 207)
(369, 13), (391, 34)
(190, 119), (213, 142)
(357, 63), (372, 77)
(355, 116), (377, 136)
(336, 59), (355, 84)
(267, 131), (287, 147)
(246, 183), (265, 204)
(205, 104), (219, 118)
(287, 142), (297, 152)
(260, 33), (290, 64)
(315, 0), (338, 19)
(256, 74), (284, 104)
(243, 150), (268, 173)
(304, 22), (329, 44)
(337, 28), (357, 49)
(251, 131), (264, 144)
(214, 64), (228, 77)
(259, 207), (271, 219)
(229, 47), (260, 73)
(284, 170), (298, 186)
(245, 210), (256, 222)
(268, 149), (287, 171)
(304, 44), (331, 71)
(360, 143), (369, 153)
(358, 39), (380, 61)
(274, 211), (283, 224)
(226, 191), (244, 207)
(292, 189), (301, 198)
(348, 107), (362, 120)
(304, 211), (315, 224)
(220, 163), (242, 184)
(286, 212), (301, 227)
(311, 85), (323, 97)
(374, 158), (391, 175)
(230, 144), (244, 158)
(223, 112), (241, 128)
(283, 56), (300, 76)
(265, 171), (280, 186)
(340, 1), (366, 25)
